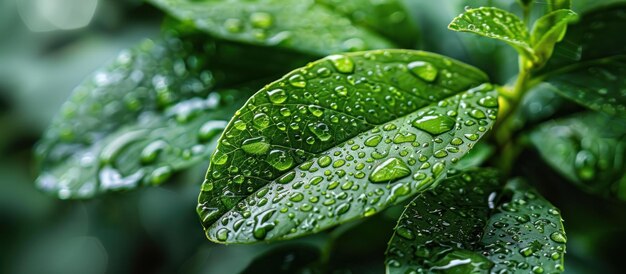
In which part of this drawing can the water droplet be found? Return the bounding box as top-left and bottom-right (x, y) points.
(412, 114), (456, 135)
(140, 140), (168, 164)
(478, 96), (498, 108)
(432, 162), (445, 177)
(224, 18), (243, 33)
(308, 105), (324, 117)
(308, 122), (332, 141)
(250, 12), (273, 29)
(469, 109), (486, 119)
(335, 86), (348, 96)
(369, 157), (411, 183)
(396, 226), (415, 240)
(318, 156), (332, 167)
(267, 88), (287, 104)
(408, 61), (438, 82)
(364, 135), (382, 147)
(550, 231), (567, 243)
(233, 120), (247, 130)
(288, 74), (306, 88)
(267, 149), (293, 171)
(198, 120), (227, 142)
(253, 113), (271, 129)
(327, 54), (355, 74)
(241, 137), (270, 155)
(150, 166), (172, 185)
(216, 228), (229, 241)
(211, 149), (228, 165)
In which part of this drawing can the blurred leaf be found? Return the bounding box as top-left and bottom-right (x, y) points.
(316, 0), (419, 47)
(148, 0), (394, 56)
(35, 32), (261, 199)
(198, 49), (498, 243)
(239, 244), (321, 274)
(530, 112), (626, 200)
(530, 9), (578, 65)
(448, 7), (534, 61)
(535, 4), (626, 118)
(386, 170), (567, 274)
(548, 0), (572, 11)
(455, 142), (495, 170)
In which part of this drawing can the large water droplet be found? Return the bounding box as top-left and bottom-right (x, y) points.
(253, 113), (271, 129)
(308, 122), (332, 141)
(250, 12), (273, 29)
(327, 54), (355, 74)
(408, 61), (438, 82)
(267, 149), (294, 171)
(550, 231), (567, 243)
(288, 74), (306, 88)
(369, 157), (411, 183)
(364, 135), (382, 147)
(412, 114), (456, 135)
(241, 136), (270, 154)
(267, 88), (287, 104)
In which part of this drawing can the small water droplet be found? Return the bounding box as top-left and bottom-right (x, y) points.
(308, 122), (332, 141)
(267, 88), (287, 104)
(253, 113), (271, 129)
(369, 157), (411, 183)
(408, 61), (438, 82)
(250, 12), (273, 29)
(327, 54), (355, 74)
(288, 74), (306, 88)
(267, 149), (293, 171)
(412, 114), (456, 135)
(550, 231), (567, 243)
(241, 137), (270, 155)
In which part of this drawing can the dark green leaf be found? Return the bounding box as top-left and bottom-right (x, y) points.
(386, 170), (567, 273)
(240, 244), (321, 274)
(548, 0), (572, 11)
(35, 34), (256, 199)
(536, 4), (626, 117)
(198, 50), (499, 243)
(448, 7), (534, 60)
(530, 9), (578, 65)
(316, 0), (419, 47)
(530, 112), (626, 200)
(148, 0), (394, 56)
(455, 142), (494, 170)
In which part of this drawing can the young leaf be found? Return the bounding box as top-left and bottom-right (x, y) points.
(548, 0), (572, 11)
(386, 170), (567, 273)
(530, 9), (578, 65)
(198, 49), (499, 243)
(35, 34), (256, 199)
(530, 112), (626, 200)
(448, 7), (534, 61)
(316, 0), (419, 47)
(535, 4), (626, 118)
(148, 0), (394, 56)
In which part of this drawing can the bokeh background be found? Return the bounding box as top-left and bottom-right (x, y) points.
(1, 0), (625, 273)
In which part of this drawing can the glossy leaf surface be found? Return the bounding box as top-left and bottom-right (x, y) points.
(537, 4), (626, 118)
(198, 49), (499, 243)
(386, 170), (567, 273)
(35, 35), (253, 199)
(531, 112), (626, 200)
(149, 0), (394, 56)
(449, 7), (533, 60)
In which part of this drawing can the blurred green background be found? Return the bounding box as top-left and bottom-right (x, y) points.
(1, 0), (625, 273)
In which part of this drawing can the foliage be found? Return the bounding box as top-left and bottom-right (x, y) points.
(23, 0), (626, 273)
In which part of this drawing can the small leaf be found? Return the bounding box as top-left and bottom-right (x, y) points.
(530, 112), (626, 200)
(148, 0), (394, 56)
(548, 0), (572, 11)
(530, 9), (578, 65)
(536, 4), (626, 118)
(198, 50), (499, 243)
(448, 7), (534, 60)
(386, 170), (567, 274)
(316, 0), (419, 47)
(35, 34), (257, 199)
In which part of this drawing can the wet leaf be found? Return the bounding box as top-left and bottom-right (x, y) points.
(386, 170), (567, 274)
(316, 0), (419, 47)
(198, 49), (499, 243)
(448, 7), (534, 60)
(536, 4), (626, 118)
(530, 112), (626, 200)
(148, 0), (394, 56)
(35, 33), (258, 199)
(530, 9), (578, 64)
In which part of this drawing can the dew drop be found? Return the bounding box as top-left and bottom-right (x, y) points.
(308, 122), (332, 141)
(241, 136), (270, 155)
(412, 114), (456, 135)
(408, 61), (438, 82)
(327, 54), (355, 74)
(288, 74), (307, 88)
(253, 113), (271, 129)
(550, 231), (567, 243)
(250, 12), (273, 29)
(267, 88), (287, 104)
(267, 149), (294, 171)
(369, 157), (411, 183)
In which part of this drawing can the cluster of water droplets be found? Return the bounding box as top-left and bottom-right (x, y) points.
(197, 50), (498, 242)
(385, 173), (566, 274)
(36, 36), (237, 199)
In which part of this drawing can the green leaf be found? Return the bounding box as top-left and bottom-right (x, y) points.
(536, 4), (626, 118)
(385, 170), (567, 274)
(448, 7), (534, 60)
(35, 34), (257, 199)
(455, 142), (495, 170)
(530, 112), (626, 200)
(148, 0), (394, 56)
(316, 0), (419, 47)
(548, 0), (572, 11)
(198, 49), (499, 243)
(530, 9), (578, 65)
